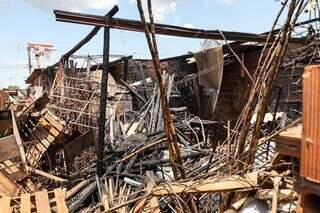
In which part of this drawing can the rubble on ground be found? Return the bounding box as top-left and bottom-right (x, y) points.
(0, 0), (320, 212)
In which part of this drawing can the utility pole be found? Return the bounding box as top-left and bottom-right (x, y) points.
(27, 46), (32, 74)
(96, 6), (119, 178)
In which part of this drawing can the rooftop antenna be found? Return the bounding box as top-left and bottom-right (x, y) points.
(27, 43), (55, 73)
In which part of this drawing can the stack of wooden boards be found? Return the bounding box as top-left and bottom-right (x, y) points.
(0, 188), (68, 213)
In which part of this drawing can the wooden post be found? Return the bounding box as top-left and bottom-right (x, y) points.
(227, 120), (231, 175)
(27, 46), (32, 74)
(136, 0), (186, 181)
(97, 6), (119, 178)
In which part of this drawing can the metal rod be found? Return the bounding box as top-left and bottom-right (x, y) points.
(47, 105), (99, 117)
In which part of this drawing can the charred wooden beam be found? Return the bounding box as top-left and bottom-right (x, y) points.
(136, 0), (186, 181)
(97, 6), (119, 177)
(54, 10), (305, 44)
(61, 27), (100, 61)
(119, 79), (146, 104)
(61, 6), (120, 61)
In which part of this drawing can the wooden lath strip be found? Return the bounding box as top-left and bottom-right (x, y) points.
(54, 188), (68, 213)
(0, 170), (20, 197)
(44, 112), (64, 132)
(0, 160), (22, 181)
(35, 190), (51, 213)
(24, 110), (65, 168)
(0, 196), (11, 213)
(2, 188), (68, 213)
(2, 160), (20, 173)
(38, 117), (60, 137)
(26, 145), (43, 167)
(20, 193), (31, 213)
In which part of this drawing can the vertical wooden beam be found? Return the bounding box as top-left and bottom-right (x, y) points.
(97, 26), (111, 177)
(272, 86), (282, 122)
(272, 174), (281, 213)
(138, 62), (149, 100)
(227, 120), (232, 175)
(136, 0), (186, 181)
(35, 190), (51, 213)
(27, 46), (32, 74)
(20, 193), (31, 213)
(0, 196), (11, 213)
(97, 6), (119, 177)
(136, 1), (197, 212)
(54, 188), (68, 213)
(123, 58), (129, 82)
(11, 109), (26, 164)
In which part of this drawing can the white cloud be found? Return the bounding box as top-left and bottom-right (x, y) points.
(0, 0), (11, 11)
(129, 0), (177, 21)
(24, 0), (118, 12)
(220, 0), (236, 5)
(183, 24), (194, 28)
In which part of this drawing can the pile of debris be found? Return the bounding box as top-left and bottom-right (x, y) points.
(1, 0), (320, 212)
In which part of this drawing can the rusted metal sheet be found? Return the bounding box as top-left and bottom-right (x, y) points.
(301, 65), (320, 183)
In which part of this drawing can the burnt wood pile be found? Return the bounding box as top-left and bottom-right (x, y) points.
(0, 0), (320, 212)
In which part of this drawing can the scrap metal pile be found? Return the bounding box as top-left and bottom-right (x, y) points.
(0, 0), (320, 212)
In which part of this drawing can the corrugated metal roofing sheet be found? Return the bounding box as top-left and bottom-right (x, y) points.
(301, 65), (320, 183)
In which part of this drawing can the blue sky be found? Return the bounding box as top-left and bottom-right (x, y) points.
(0, 0), (292, 88)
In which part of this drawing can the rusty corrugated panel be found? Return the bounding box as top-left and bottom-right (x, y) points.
(301, 65), (320, 183)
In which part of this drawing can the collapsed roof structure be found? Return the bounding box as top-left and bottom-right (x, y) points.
(0, 0), (320, 212)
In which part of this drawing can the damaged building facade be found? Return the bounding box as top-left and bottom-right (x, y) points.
(0, 0), (320, 212)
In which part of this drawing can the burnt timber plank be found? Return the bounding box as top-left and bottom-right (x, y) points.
(2, 160), (20, 174)
(44, 112), (64, 132)
(11, 109), (26, 163)
(33, 125), (55, 143)
(0, 135), (21, 161)
(39, 117), (60, 137)
(53, 10), (305, 44)
(0, 170), (20, 197)
(32, 128), (52, 148)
